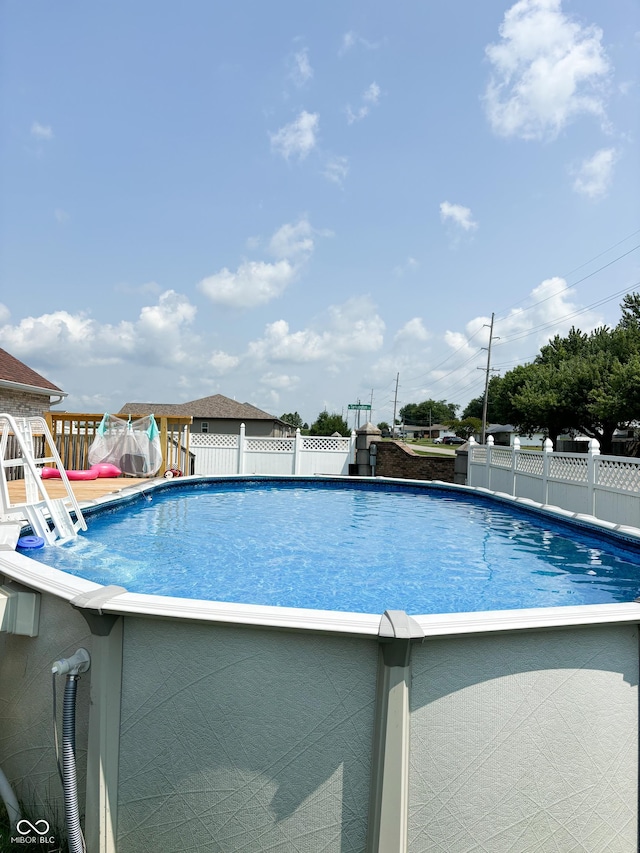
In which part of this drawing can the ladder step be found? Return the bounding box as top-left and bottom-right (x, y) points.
(1, 413), (86, 545)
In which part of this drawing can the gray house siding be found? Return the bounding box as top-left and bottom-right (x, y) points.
(194, 418), (283, 437)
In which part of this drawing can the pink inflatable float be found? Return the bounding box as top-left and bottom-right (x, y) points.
(40, 463), (122, 481)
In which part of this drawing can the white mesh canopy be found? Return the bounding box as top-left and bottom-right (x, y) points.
(88, 413), (163, 476)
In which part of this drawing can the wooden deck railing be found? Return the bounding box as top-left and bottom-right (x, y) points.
(43, 412), (193, 477)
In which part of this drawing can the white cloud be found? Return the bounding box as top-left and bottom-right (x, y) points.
(484, 0), (611, 140)
(269, 218), (314, 259)
(199, 219), (319, 309)
(209, 350), (240, 374)
(248, 296), (385, 364)
(270, 111), (319, 160)
(572, 147), (618, 198)
(54, 209), (69, 223)
(259, 372), (300, 391)
(346, 81), (381, 123)
(0, 304), (10, 324)
(290, 48), (313, 88)
(440, 201), (478, 231)
(198, 259), (296, 309)
(0, 290), (198, 370)
(338, 31), (380, 56)
(441, 277), (605, 389)
(323, 155), (349, 186)
(364, 82), (381, 105)
(31, 121), (53, 140)
(395, 318), (429, 343)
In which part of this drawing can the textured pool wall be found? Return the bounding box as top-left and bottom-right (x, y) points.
(1, 599), (639, 852)
(409, 625), (638, 852)
(116, 617), (378, 852)
(114, 617), (638, 853)
(0, 584), (92, 834)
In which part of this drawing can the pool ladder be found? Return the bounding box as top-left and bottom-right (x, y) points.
(0, 413), (87, 545)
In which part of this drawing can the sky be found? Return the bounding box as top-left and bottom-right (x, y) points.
(1, 0), (639, 429)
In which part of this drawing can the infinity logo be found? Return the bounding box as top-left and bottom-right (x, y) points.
(16, 819), (50, 836)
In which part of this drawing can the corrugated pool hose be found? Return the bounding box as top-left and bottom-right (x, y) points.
(52, 649), (90, 853)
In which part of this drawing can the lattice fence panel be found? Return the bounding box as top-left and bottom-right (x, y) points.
(516, 452), (543, 476)
(596, 458), (640, 492)
(190, 433), (238, 449)
(302, 437), (351, 451)
(470, 446), (487, 464)
(549, 455), (587, 483)
(490, 448), (512, 468)
(245, 438), (295, 453)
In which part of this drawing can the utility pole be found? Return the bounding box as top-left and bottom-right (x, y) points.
(392, 373), (399, 437)
(370, 388), (374, 425)
(480, 313), (497, 445)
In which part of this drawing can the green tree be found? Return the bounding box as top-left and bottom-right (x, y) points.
(461, 376), (502, 422)
(309, 411), (349, 436)
(456, 417), (482, 440)
(377, 421), (390, 433)
(490, 295), (640, 453)
(280, 411), (304, 429)
(399, 399), (458, 426)
(492, 362), (576, 448)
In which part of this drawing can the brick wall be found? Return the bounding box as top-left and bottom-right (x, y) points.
(0, 389), (50, 418)
(373, 441), (456, 482)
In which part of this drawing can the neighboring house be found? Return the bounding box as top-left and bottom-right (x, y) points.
(392, 423), (450, 439)
(119, 394), (290, 437)
(427, 423), (454, 440)
(0, 347), (66, 417)
(485, 424), (547, 446)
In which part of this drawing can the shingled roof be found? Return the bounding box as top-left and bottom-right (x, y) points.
(118, 394), (282, 422)
(0, 347), (65, 395)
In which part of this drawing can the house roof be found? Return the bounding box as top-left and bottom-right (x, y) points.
(118, 394), (281, 422)
(0, 347), (65, 396)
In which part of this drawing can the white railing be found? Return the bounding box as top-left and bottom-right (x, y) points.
(189, 425), (356, 477)
(467, 436), (640, 527)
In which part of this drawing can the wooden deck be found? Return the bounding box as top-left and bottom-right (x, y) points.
(6, 477), (153, 505)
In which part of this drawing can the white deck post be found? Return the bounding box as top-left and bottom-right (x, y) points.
(486, 435), (494, 491)
(587, 438), (600, 517)
(294, 428), (302, 475)
(542, 438), (553, 504)
(466, 435), (476, 486)
(238, 422), (245, 474)
(511, 436), (520, 496)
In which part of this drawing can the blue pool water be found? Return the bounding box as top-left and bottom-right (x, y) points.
(26, 479), (640, 615)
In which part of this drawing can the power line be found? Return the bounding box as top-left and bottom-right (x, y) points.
(372, 231), (640, 415)
(495, 281), (639, 348)
(495, 232), (640, 319)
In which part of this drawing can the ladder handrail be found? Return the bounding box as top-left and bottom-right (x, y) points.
(0, 413), (86, 543)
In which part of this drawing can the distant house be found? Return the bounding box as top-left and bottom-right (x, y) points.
(118, 394), (290, 437)
(485, 424), (546, 446)
(0, 347), (66, 418)
(395, 423), (452, 440)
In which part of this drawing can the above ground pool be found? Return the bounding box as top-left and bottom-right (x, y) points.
(24, 477), (640, 615)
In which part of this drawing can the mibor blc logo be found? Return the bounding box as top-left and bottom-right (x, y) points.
(11, 818), (56, 845)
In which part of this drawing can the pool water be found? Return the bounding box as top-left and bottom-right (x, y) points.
(27, 480), (640, 615)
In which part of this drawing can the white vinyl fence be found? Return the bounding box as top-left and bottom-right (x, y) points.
(468, 435), (640, 527)
(189, 425), (356, 477)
